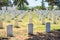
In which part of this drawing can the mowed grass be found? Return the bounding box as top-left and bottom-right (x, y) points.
(0, 11), (60, 40)
(32, 12), (60, 32)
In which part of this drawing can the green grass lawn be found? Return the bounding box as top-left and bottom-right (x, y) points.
(0, 11), (60, 40)
(2, 11), (60, 32)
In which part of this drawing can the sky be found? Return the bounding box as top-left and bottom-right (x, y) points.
(27, 0), (48, 7)
(11, 0), (48, 7)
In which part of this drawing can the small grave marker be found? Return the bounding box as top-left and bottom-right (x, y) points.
(28, 23), (33, 35)
(46, 22), (50, 32)
(7, 25), (13, 37)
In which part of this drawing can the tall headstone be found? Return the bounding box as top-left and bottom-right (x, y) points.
(41, 16), (45, 25)
(57, 16), (59, 20)
(7, 25), (13, 37)
(0, 20), (3, 29)
(28, 23), (33, 35)
(46, 22), (50, 32)
(29, 11), (32, 23)
(39, 14), (41, 20)
(48, 13), (51, 20)
(14, 18), (19, 28)
(52, 15), (56, 24)
(6, 14), (11, 23)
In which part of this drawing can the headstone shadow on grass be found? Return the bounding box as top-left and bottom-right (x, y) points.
(14, 26), (20, 28)
(0, 37), (10, 40)
(25, 30), (60, 40)
(7, 21), (11, 23)
(18, 20), (22, 22)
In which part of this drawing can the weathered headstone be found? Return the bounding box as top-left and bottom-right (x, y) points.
(46, 22), (50, 32)
(29, 12), (32, 23)
(41, 16), (45, 25)
(7, 25), (13, 37)
(14, 18), (19, 28)
(6, 14), (11, 23)
(18, 14), (23, 22)
(28, 23), (33, 35)
(0, 20), (3, 29)
(39, 14), (41, 20)
(52, 15), (56, 24)
(48, 13), (51, 20)
(57, 16), (59, 20)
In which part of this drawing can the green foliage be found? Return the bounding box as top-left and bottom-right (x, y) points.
(34, 6), (42, 10)
(48, 5), (52, 10)
(45, 0), (60, 10)
(16, 5), (29, 10)
(41, 0), (46, 10)
(35, 0), (46, 10)
(0, 0), (8, 6)
(0, 0), (9, 10)
(13, 0), (29, 10)
(55, 6), (60, 10)
(34, 6), (46, 10)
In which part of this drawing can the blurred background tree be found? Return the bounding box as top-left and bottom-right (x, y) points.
(41, 0), (46, 10)
(45, 0), (60, 10)
(34, 6), (42, 10)
(0, 0), (12, 10)
(13, 0), (29, 10)
(16, 5), (29, 10)
(35, 0), (46, 10)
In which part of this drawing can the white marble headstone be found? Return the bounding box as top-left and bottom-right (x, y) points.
(28, 23), (33, 35)
(7, 25), (13, 37)
(14, 18), (19, 28)
(41, 17), (45, 25)
(46, 22), (50, 32)
(52, 15), (56, 24)
(29, 12), (32, 23)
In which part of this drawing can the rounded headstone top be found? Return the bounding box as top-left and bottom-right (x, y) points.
(6, 23), (13, 26)
(28, 23), (33, 25)
(46, 22), (50, 24)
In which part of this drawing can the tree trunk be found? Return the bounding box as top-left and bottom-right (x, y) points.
(51, 4), (54, 10)
(0, 6), (2, 10)
(21, 5), (23, 10)
(20, 4), (23, 10)
(58, 6), (60, 10)
(20, 4), (21, 10)
(6, 6), (8, 10)
(41, 0), (45, 10)
(21, 2), (24, 10)
(23, 3), (24, 10)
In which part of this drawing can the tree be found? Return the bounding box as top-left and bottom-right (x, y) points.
(16, 5), (29, 10)
(45, 0), (60, 10)
(35, 0), (45, 10)
(41, 0), (46, 10)
(0, 0), (8, 10)
(34, 6), (45, 10)
(34, 6), (41, 9)
(45, 0), (54, 10)
(13, 0), (29, 10)
(54, 0), (60, 10)
(0, 0), (12, 10)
